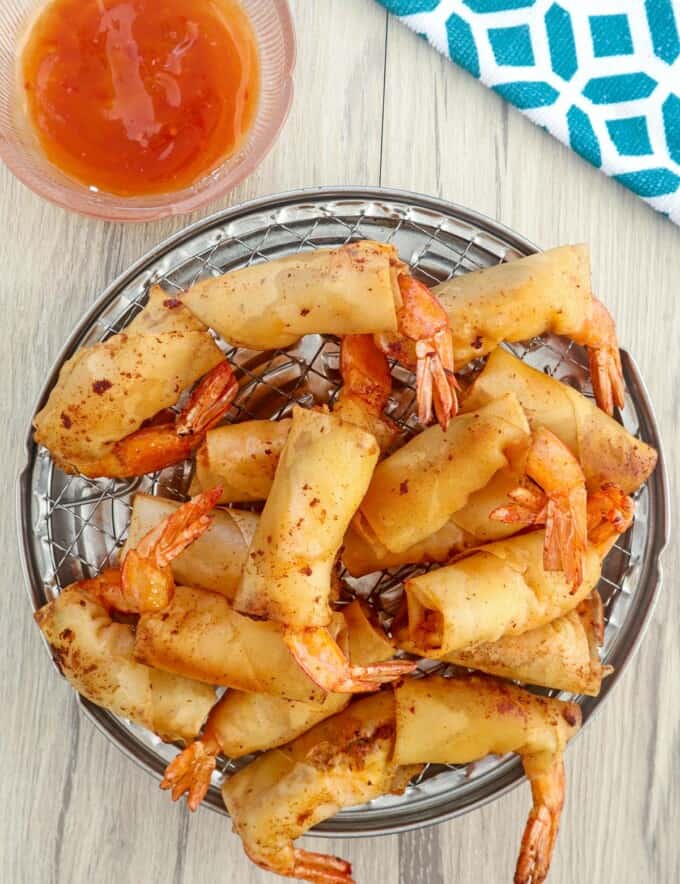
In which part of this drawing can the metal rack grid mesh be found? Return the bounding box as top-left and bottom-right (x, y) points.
(22, 192), (663, 833)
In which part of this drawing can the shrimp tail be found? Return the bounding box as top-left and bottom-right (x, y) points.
(119, 487), (222, 613)
(377, 273), (458, 430)
(293, 849), (355, 884)
(515, 756), (565, 884)
(141, 486), (223, 567)
(580, 298), (625, 416)
(284, 627), (417, 694)
(160, 736), (220, 811)
(176, 361), (239, 435)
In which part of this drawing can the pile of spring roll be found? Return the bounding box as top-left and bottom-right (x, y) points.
(33, 241), (657, 884)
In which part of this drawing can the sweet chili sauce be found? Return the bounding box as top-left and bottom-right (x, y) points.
(20, 0), (259, 196)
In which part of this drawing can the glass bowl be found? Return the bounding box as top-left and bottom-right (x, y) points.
(0, 0), (295, 222)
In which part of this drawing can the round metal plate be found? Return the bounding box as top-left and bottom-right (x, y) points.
(18, 187), (670, 836)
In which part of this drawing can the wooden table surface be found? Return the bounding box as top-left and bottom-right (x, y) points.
(2, 2), (678, 882)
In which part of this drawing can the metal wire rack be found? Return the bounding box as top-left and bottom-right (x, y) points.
(19, 188), (668, 836)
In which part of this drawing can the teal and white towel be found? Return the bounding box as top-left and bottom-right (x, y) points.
(376, 1), (680, 224)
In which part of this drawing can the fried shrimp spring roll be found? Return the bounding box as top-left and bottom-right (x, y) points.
(123, 493), (258, 599)
(35, 586), (215, 743)
(190, 419), (292, 503)
(33, 287), (237, 478)
(235, 406), (379, 629)
(213, 601), (395, 755)
(445, 592), (611, 696)
(183, 241), (459, 430)
(234, 406), (416, 694)
(160, 601), (397, 810)
(76, 488), (223, 617)
(425, 244), (623, 414)
(433, 245), (588, 359)
(181, 241), (402, 350)
(354, 394), (530, 554)
(223, 692), (419, 884)
(399, 481), (632, 659)
(463, 348), (657, 493)
(398, 532), (603, 659)
(393, 675), (581, 884)
(134, 585), (338, 703)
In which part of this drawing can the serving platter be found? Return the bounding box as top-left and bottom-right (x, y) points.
(18, 187), (669, 836)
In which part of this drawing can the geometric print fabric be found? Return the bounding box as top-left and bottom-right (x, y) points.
(377, 0), (680, 223)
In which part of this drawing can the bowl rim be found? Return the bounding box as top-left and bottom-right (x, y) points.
(0, 0), (296, 222)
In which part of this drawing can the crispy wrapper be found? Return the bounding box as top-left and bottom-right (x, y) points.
(393, 674), (580, 765)
(445, 592), (611, 696)
(342, 519), (472, 577)
(182, 241), (401, 350)
(123, 494), (258, 600)
(35, 587), (215, 743)
(134, 585), (338, 703)
(355, 394), (530, 554)
(434, 244), (592, 369)
(463, 348), (657, 494)
(190, 419), (291, 503)
(33, 287), (224, 476)
(234, 407), (379, 628)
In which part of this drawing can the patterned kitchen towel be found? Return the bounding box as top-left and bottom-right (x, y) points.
(376, 0), (680, 224)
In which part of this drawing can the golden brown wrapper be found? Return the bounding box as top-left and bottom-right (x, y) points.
(393, 674), (580, 766)
(134, 585), (337, 703)
(33, 286), (224, 476)
(181, 241), (400, 350)
(342, 519), (471, 577)
(234, 406), (379, 628)
(123, 494), (258, 600)
(463, 348), (657, 494)
(35, 586), (215, 743)
(190, 419), (291, 503)
(433, 245), (592, 369)
(445, 592), (610, 696)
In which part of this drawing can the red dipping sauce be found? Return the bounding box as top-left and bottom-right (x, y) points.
(20, 0), (260, 196)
